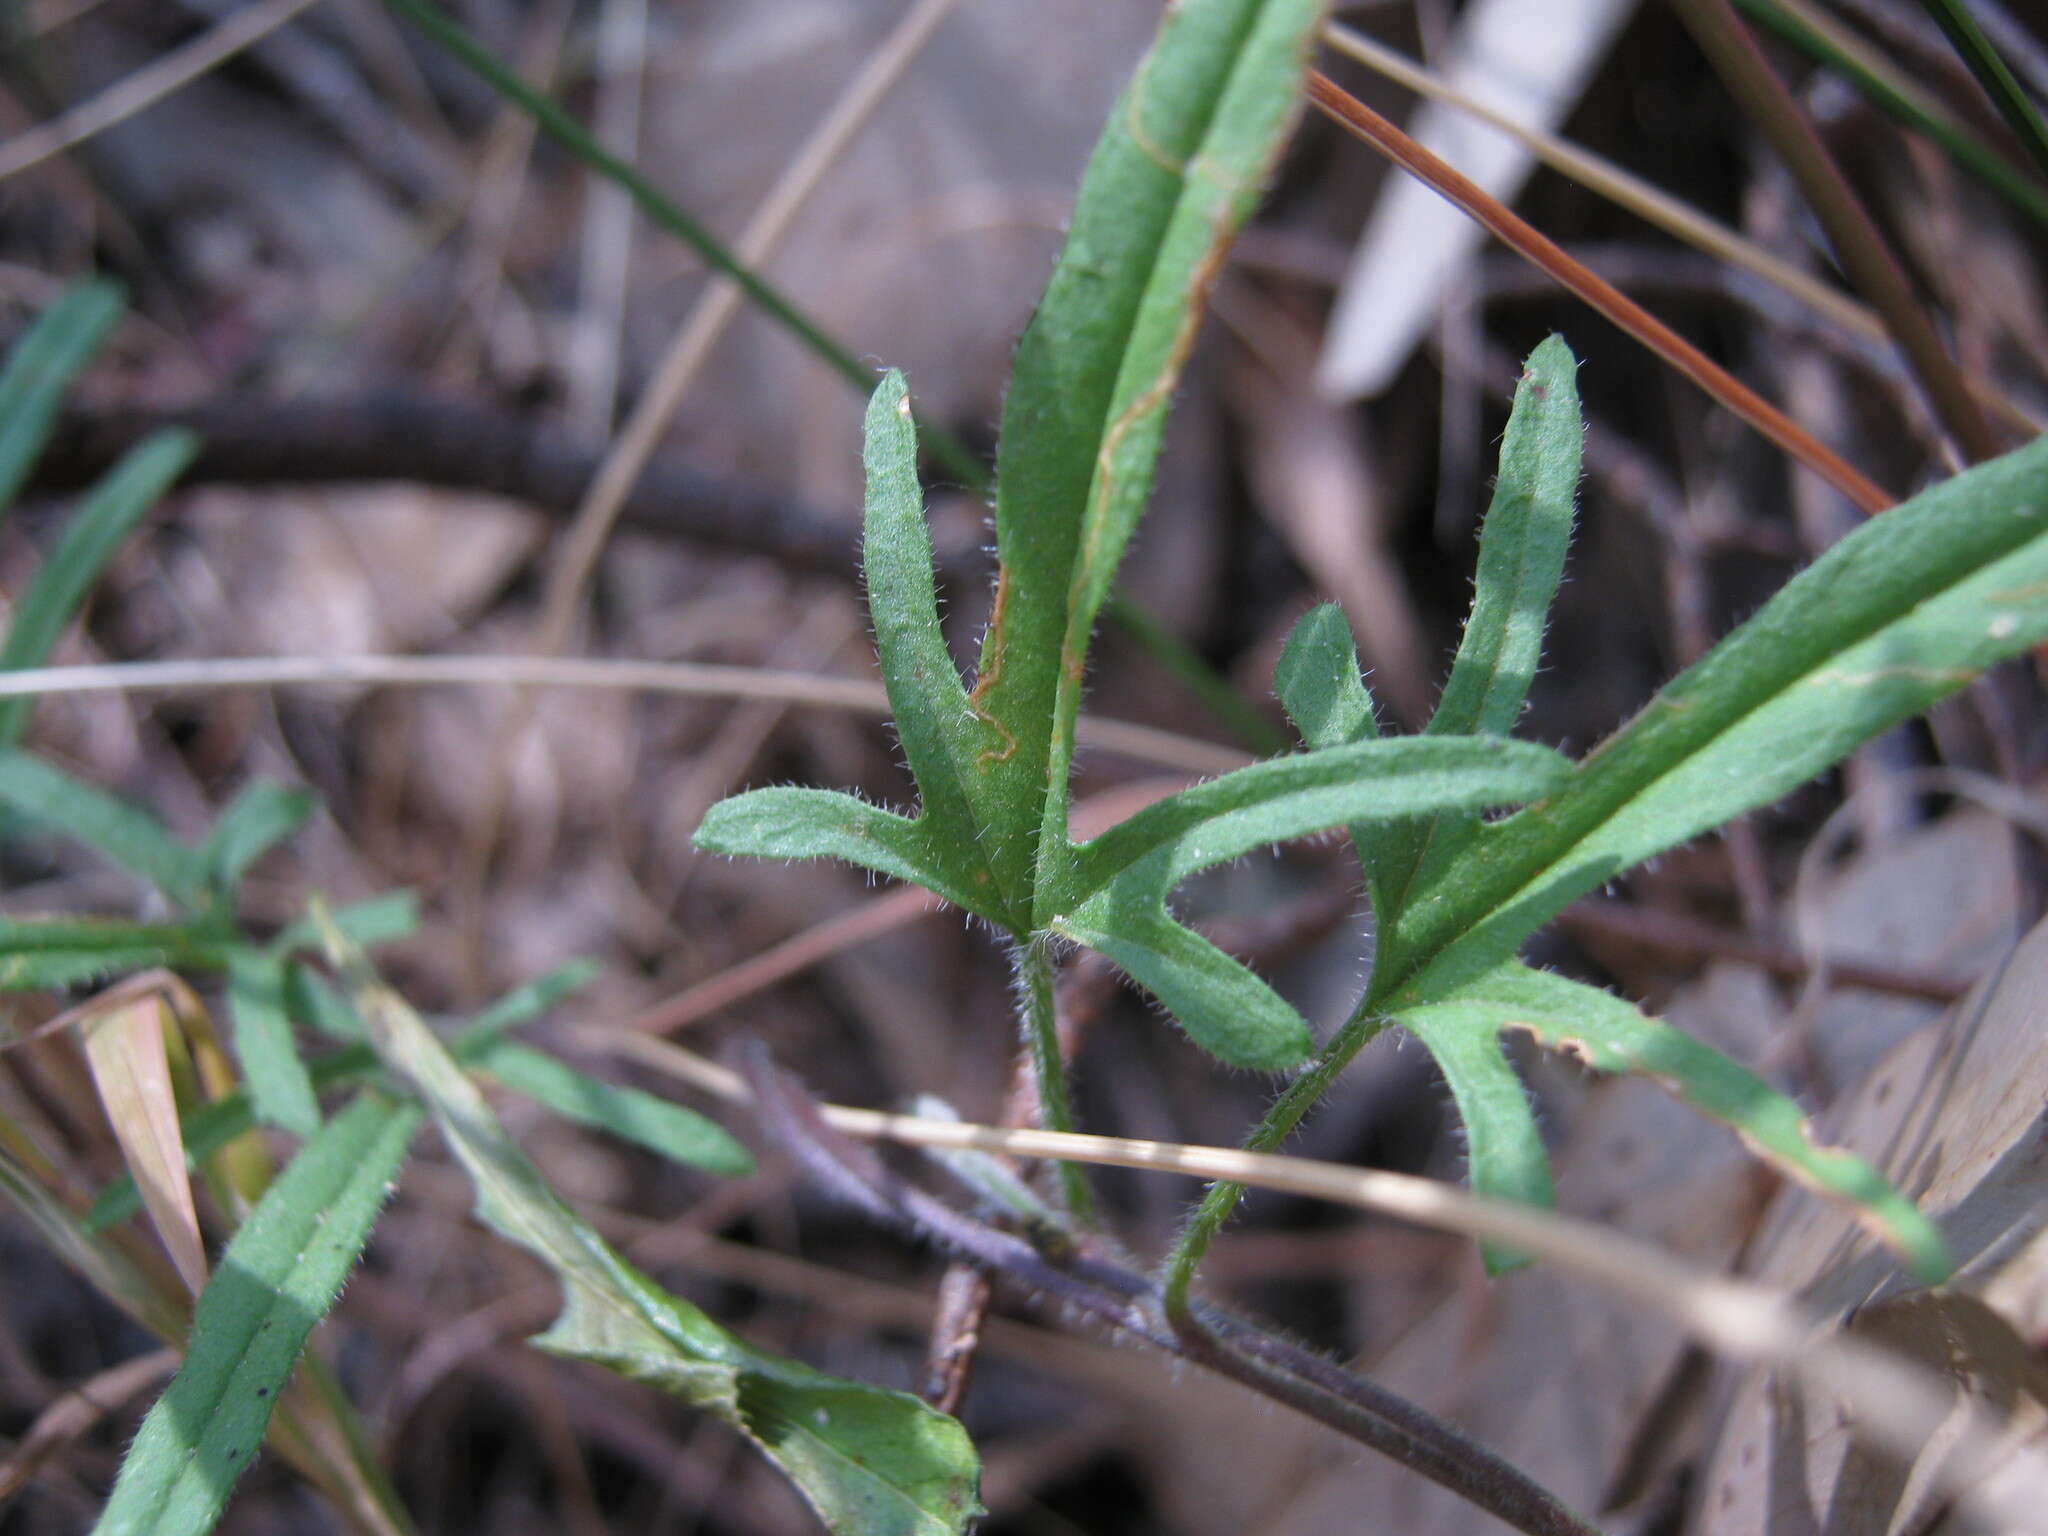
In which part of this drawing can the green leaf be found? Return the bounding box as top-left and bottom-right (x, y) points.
(0, 431), (197, 749)
(1428, 337), (1582, 741)
(967, 0), (1328, 919)
(1047, 737), (1569, 1069)
(331, 925), (983, 1536)
(0, 750), (208, 911)
(269, 890), (421, 958)
(1060, 737), (1571, 905)
(1378, 430), (2048, 1002)
(94, 1090), (420, 1536)
(1366, 338), (1583, 932)
(200, 784), (316, 896)
(283, 962), (362, 1041)
(1273, 603), (1380, 750)
(476, 1041), (753, 1177)
(0, 278), (123, 516)
(695, 786), (994, 919)
(225, 951), (321, 1137)
(459, 958), (601, 1041)
(855, 373), (1017, 924)
(0, 916), (225, 992)
(1053, 904), (1314, 1069)
(1398, 963), (1949, 1283)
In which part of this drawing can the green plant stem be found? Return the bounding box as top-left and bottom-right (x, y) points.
(1916, 0), (2048, 185)
(1162, 1009), (1388, 1317)
(1673, 0), (2001, 463)
(1016, 936), (1092, 1220)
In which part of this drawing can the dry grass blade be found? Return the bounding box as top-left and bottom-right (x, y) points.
(76, 978), (207, 1300)
(0, 1348), (178, 1502)
(1305, 70), (1895, 514)
(0, 654), (1249, 774)
(0, 0), (323, 184)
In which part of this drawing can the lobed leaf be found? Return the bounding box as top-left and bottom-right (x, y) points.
(1272, 603), (1380, 751)
(93, 1090), (421, 1536)
(0, 278), (123, 516)
(0, 431), (197, 749)
(1366, 337), (1583, 930)
(1378, 430), (2048, 1001)
(225, 952), (322, 1138)
(475, 1040), (753, 1177)
(334, 927), (983, 1535)
(0, 750), (208, 912)
(1397, 962), (1949, 1282)
(1045, 737), (1569, 1070)
(695, 785), (995, 920)
(858, 374), (1019, 925)
(965, 0), (1328, 917)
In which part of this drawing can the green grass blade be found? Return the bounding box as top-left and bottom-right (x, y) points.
(93, 1090), (421, 1536)
(1733, 0), (2048, 229)
(475, 1041), (753, 1177)
(695, 786), (994, 919)
(1916, 0), (2048, 185)
(858, 374), (1017, 925)
(1391, 1005), (1551, 1274)
(1377, 431), (2048, 1001)
(1061, 737), (1570, 904)
(1427, 337), (1582, 740)
(200, 784), (316, 897)
(0, 750), (208, 911)
(0, 916), (228, 992)
(0, 431), (197, 748)
(961, 0), (1326, 918)
(331, 924), (984, 1535)
(1404, 964), (1949, 1282)
(0, 278), (123, 516)
(225, 952), (321, 1138)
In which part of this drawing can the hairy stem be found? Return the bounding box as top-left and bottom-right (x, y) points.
(1017, 935), (1093, 1219)
(1164, 1009), (1387, 1317)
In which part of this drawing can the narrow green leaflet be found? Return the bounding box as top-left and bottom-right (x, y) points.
(200, 784), (316, 897)
(1047, 738), (1569, 1068)
(1380, 429), (2048, 1007)
(857, 375), (1015, 921)
(225, 951), (321, 1137)
(94, 1090), (421, 1536)
(0, 278), (123, 515)
(968, 0), (1328, 915)
(332, 927), (982, 1535)
(0, 750), (208, 911)
(0, 431), (197, 749)
(1397, 963), (1949, 1282)
(696, 785), (993, 920)
(475, 1041), (753, 1177)
(1367, 338), (1582, 945)
(1428, 337), (1583, 741)
(1272, 603), (1380, 751)
(458, 957), (600, 1040)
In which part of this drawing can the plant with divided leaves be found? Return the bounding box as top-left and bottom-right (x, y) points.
(698, 0), (2048, 1328)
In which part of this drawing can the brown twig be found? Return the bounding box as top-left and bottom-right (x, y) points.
(1304, 70), (1895, 515)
